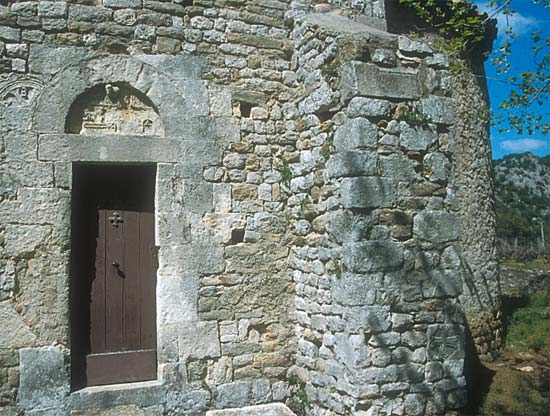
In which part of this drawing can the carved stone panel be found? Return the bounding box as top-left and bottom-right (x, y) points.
(66, 84), (164, 136)
(0, 74), (44, 109)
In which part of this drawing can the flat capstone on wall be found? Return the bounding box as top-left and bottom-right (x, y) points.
(0, 1), (499, 415)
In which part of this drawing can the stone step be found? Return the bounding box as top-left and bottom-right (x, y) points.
(206, 403), (296, 416)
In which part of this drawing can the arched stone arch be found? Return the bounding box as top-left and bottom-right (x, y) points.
(31, 54), (199, 138)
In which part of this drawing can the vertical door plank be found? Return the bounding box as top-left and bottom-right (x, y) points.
(90, 209), (106, 354)
(140, 211), (156, 350)
(105, 209), (124, 352)
(124, 210), (141, 350)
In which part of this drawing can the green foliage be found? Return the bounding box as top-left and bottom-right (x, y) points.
(276, 158), (293, 183)
(287, 375), (309, 415)
(488, 0), (550, 135)
(505, 294), (550, 352)
(398, 0), (491, 56)
(493, 154), (550, 244)
(395, 105), (430, 128)
(481, 293), (550, 416)
(320, 134), (334, 160)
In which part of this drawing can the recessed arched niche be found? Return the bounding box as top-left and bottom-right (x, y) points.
(65, 83), (164, 136)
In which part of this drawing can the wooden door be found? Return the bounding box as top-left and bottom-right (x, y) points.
(70, 165), (157, 388)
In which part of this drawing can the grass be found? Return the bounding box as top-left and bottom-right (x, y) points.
(480, 294), (550, 416)
(501, 257), (550, 272)
(505, 295), (550, 353)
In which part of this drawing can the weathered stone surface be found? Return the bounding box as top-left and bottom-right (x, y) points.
(207, 403), (295, 416)
(413, 211), (460, 244)
(419, 96), (455, 125)
(343, 241), (404, 272)
(178, 321), (221, 360)
(341, 62), (421, 100)
(326, 151), (377, 178)
(19, 347), (69, 411)
(341, 177), (397, 209)
(334, 118), (378, 151)
(399, 122), (437, 151)
(347, 97), (392, 118)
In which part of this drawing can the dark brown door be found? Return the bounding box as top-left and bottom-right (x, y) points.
(70, 165), (157, 388)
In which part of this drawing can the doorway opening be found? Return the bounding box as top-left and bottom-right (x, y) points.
(70, 164), (158, 390)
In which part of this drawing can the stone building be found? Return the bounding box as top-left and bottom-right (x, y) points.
(0, 0), (499, 415)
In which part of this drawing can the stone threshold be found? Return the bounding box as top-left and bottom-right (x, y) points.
(206, 403), (296, 416)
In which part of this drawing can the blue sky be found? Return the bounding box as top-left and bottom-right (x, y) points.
(471, 0), (550, 159)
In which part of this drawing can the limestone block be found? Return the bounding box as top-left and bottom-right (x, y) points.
(0, 301), (37, 348)
(38, 2), (68, 18)
(423, 152), (450, 182)
(68, 381), (166, 411)
(0, 187), (70, 226)
(347, 97), (392, 118)
(103, 0), (143, 9)
(341, 177), (397, 209)
(334, 118), (377, 151)
(19, 346), (69, 411)
(332, 273), (378, 306)
(343, 241), (404, 272)
(207, 403), (295, 416)
(70, 405), (161, 416)
(334, 333), (369, 369)
(326, 151), (377, 178)
(214, 381), (252, 409)
(419, 96), (454, 125)
(178, 321), (221, 360)
(379, 153), (419, 181)
(157, 275), (198, 324)
(340, 62), (421, 100)
(421, 270), (462, 299)
(398, 36), (432, 55)
(413, 211), (460, 244)
(344, 306), (391, 333)
(427, 324), (465, 361)
(204, 213), (247, 244)
(399, 122), (437, 151)
(38, 135), (178, 163)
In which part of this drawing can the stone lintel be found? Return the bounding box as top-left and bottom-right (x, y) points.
(38, 134), (178, 162)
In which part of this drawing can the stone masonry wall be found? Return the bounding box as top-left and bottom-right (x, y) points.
(0, 1), (498, 415)
(1, 1), (298, 414)
(287, 7), (469, 416)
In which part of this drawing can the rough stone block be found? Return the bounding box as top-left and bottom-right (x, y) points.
(419, 96), (454, 125)
(38, 2), (68, 18)
(413, 211), (460, 244)
(103, 0), (143, 9)
(19, 346), (69, 411)
(214, 381), (252, 409)
(207, 403), (295, 416)
(326, 151), (377, 178)
(333, 118), (378, 151)
(399, 122), (437, 151)
(344, 306), (391, 333)
(178, 321), (221, 360)
(421, 270), (462, 299)
(340, 62), (421, 100)
(343, 241), (404, 272)
(341, 177), (397, 209)
(347, 97), (392, 118)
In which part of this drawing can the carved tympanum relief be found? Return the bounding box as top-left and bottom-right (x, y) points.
(66, 83), (164, 136)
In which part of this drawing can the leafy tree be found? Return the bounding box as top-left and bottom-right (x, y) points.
(398, 0), (550, 136)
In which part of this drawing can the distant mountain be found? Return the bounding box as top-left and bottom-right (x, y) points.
(493, 152), (550, 242)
